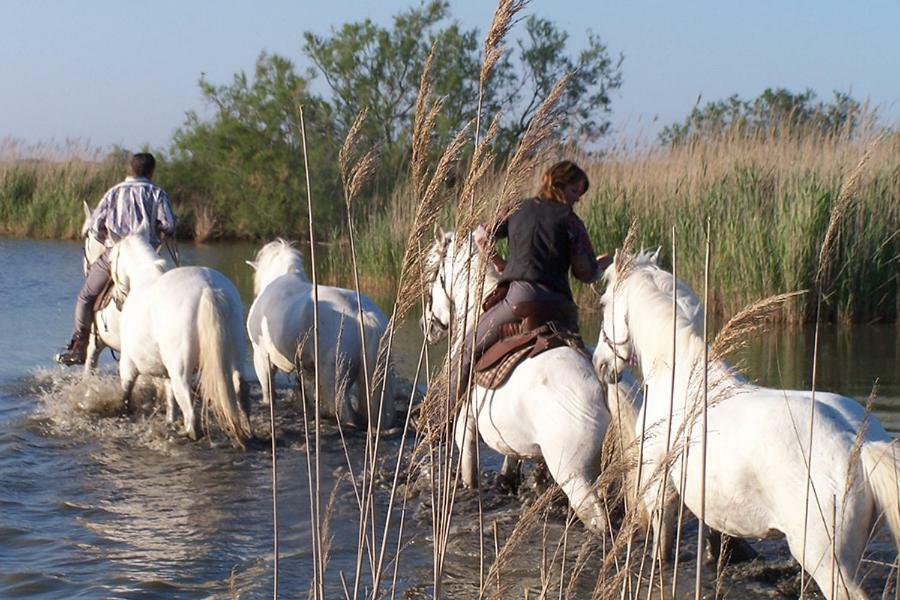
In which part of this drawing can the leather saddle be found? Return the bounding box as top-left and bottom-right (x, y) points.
(474, 297), (586, 389)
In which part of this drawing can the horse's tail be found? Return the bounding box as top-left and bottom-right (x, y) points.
(861, 440), (900, 550)
(604, 370), (646, 523)
(359, 311), (395, 430)
(197, 288), (252, 449)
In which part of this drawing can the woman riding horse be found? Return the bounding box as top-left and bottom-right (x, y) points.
(457, 160), (612, 397)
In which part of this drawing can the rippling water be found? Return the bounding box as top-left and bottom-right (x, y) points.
(1, 238), (897, 598)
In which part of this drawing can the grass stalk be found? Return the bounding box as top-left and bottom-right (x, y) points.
(266, 354), (279, 599)
(694, 216), (711, 600)
(298, 104), (325, 599)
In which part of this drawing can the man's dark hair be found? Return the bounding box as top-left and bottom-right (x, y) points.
(129, 153), (156, 178)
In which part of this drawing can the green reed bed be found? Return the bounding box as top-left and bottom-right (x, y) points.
(2, 132), (896, 323)
(338, 131), (898, 324)
(0, 159), (123, 238)
(578, 132), (899, 323)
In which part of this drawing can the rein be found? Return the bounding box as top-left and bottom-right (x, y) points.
(164, 237), (180, 267)
(600, 326), (635, 366)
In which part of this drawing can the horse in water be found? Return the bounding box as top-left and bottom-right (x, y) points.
(592, 250), (900, 599)
(420, 229), (611, 533)
(108, 228), (252, 448)
(246, 239), (397, 430)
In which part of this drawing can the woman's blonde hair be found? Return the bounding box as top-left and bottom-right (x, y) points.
(537, 160), (589, 203)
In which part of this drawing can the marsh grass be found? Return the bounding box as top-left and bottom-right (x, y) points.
(3, 127), (895, 324)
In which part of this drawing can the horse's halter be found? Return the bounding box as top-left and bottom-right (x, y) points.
(600, 325), (634, 366)
(424, 239), (455, 334)
(599, 292), (636, 370)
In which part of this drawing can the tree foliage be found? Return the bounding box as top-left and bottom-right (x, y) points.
(303, 1), (623, 158)
(167, 52), (340, 239)
(659, 88), (864, 146)
(166, 3), (623, 239)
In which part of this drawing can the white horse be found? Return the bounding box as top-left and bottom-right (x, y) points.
(592, 250), (900, 599)
(246, 239), (397, 430)
(109, 228), (252, 447)
(420, 229), (612, 532)
(80, 201), (124, 376)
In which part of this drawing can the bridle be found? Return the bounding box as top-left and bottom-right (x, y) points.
(426, 257), (454, 334)
(600, 325), (634, 367)
(599, 291), (636, 369)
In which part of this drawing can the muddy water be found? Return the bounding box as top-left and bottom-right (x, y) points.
(1, 238), (897, 598)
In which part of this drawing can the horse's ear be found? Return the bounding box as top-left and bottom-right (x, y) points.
(246, 260), (257, 270)
(650, 246), (662, 263)
(434, 224), (446, 243)
(82, 201), (92, 221)
(613, 248), (621, 264)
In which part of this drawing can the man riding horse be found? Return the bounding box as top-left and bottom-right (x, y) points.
(55, 152), (176, 366)
(457, 160), (612, 398)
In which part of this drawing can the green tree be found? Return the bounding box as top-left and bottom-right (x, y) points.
(167, 52), (340, 239)
(495, 16), (623, 154)
(303, 2), (623, 160)
(659, 88), (864, 146)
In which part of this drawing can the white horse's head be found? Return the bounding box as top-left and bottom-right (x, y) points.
(420, 226), (503, 344)
(81, 201), (105, 275)
(247, 239), (309, 297)
(593, 247), (704, 383)
(593, 249), (638, 383)
(108, 225), (165, 305)
(420, 226), (457, 343)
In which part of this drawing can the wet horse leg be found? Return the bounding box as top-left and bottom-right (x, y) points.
(118, 355), (138, 415)
(164, 380), (176, 423)
(498, 457), (521, 494)
(168, 372), (198, 440)
(454, 402), (479, 489)
(541, 444), (607, 535)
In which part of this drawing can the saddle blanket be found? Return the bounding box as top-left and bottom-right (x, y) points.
(474, 326), (588, 390)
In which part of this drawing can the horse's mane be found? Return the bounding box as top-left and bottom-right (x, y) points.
(606, 250), (705, 337)
(423, 232), (454, 288)
(117, 234), (166, 270)
(425, 231), (500, 293)
(250, 239), (309, 296)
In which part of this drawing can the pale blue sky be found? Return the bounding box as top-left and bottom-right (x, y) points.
(1, 0), (897, 153)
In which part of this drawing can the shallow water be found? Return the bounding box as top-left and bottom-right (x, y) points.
(0, 238), (897, 598)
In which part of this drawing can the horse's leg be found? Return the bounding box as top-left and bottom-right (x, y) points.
(705, 529), (758, 565)
(497, 457), (521, 494)
(454, 402), (478, 489)
(252, 344), (274, 408)
(785, 529), (864, 600)
(83, 330), (103, 378)
(118, 355), (138, 414)
(541, 443), (607, 535)
(168, 372), (198, 440)
(793, 495), (869, 600)
(162, 380), (177, 424)
(233, 369), (251, 421)
(650, 484), (678, 563)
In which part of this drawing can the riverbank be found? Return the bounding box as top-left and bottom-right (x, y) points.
(2, 132), (897, 323)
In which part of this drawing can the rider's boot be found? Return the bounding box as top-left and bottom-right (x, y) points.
(55, 332), (88, 366)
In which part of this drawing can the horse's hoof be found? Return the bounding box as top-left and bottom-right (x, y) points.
(184, 428), (199, 441)
(495, 472), (519, 495)
(706, 532), (758, 566)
